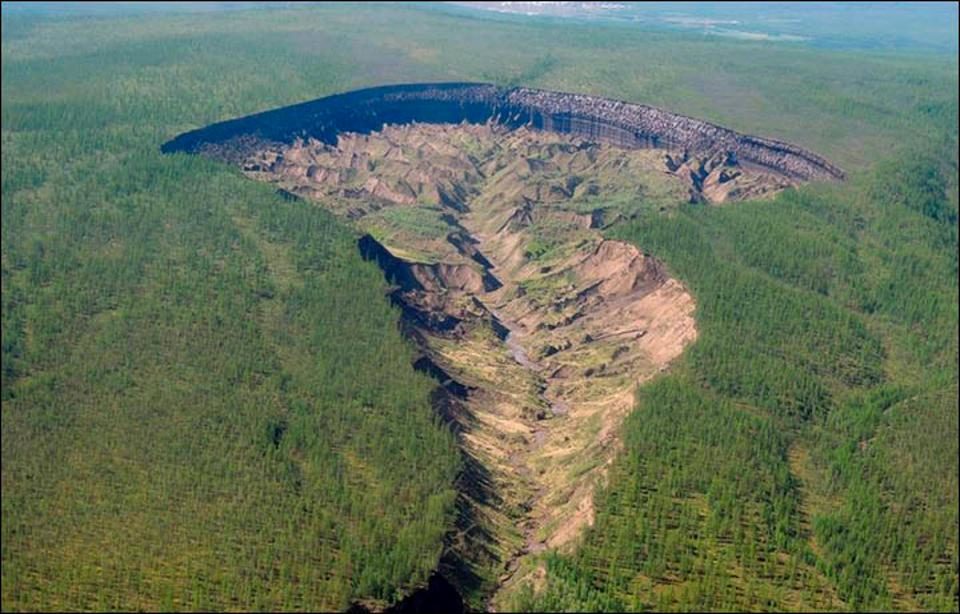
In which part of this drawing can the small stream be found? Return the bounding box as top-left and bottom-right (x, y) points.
(490, 308), (569, 418)
(490, 307), (540, 371)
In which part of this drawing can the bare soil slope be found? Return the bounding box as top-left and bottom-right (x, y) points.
(234, 122), (797, 606)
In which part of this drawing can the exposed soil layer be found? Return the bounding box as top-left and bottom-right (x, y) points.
(161, 86), (840, 608)
(162, 82), (844, 183)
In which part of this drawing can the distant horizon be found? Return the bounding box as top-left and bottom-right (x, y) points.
(444, 1), (960, 54)
(4, 1), (957, 54)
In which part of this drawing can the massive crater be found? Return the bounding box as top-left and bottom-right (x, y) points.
(163, 83), (842, 609)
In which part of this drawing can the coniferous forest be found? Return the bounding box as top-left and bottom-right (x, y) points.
(2, 3), (957, 612)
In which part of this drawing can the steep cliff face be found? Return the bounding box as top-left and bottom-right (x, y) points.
(162, 82), (843, 183)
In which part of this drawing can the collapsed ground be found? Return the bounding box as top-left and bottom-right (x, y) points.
(232, 122), (803, 607)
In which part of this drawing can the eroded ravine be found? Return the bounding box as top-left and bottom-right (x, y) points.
(161, 82), (845, 609)
(224, 122), (713, 607)
(176, 113), (840, 610)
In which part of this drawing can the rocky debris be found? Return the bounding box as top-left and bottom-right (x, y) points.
(666, 149), (794, 203)
(224, 120), (795, 216)
(570, 239), (668, 298)
(411, 261), (501, 294)
(539, 340), (572, 358)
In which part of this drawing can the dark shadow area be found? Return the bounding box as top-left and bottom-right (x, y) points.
(358, 234), (423, 292)
(414, 356), (471, 399)
(447, 232), (496, 270)
(275, 187), (300, 201)
(439, 443), (502, 606)
(385, 574), (465, 614)
(346, 574), (464, 614)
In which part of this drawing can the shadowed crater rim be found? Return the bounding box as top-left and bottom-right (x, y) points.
(161, 81), (843, 182)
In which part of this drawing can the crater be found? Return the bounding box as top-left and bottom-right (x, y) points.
(162, 83), (842, 609)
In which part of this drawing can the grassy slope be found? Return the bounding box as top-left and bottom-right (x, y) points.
(2, 3), (957, 611)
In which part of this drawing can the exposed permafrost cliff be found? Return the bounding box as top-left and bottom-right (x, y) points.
(161, 86), (839, 609)
(162, 82), (843, 182)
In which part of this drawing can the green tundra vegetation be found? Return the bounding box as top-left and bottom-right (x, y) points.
(1, 85), (461, 612)
(2, 3), (957, 612)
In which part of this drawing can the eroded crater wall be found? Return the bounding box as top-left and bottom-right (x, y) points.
(162, 82), (843, 182)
